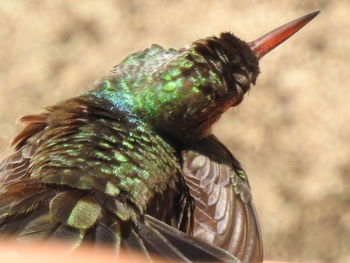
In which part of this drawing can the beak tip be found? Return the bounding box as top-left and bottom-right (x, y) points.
(310, 10), (321, 17)
(302, 10), (321, 24)
(249, 11), (321, 60)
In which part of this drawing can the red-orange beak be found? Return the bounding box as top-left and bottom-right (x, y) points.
(249, 11), (320, 60)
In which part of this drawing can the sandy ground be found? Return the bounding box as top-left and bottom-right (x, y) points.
(0, 1), (349, 262)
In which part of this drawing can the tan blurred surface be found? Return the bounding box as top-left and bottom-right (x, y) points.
(0, 239), (294, 263)
(0, 239), (169, 263)
(0, 1), (348, 262)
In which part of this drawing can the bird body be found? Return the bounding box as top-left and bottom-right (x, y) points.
(0, 11), (319, 263)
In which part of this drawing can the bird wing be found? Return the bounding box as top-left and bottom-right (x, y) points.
(0, 113), (240, 263)
(181, 135), (263, 263)
(0, 114), (48, 187)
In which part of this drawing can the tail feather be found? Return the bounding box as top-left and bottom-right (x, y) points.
(143, 215), (240, 263)
(123, 228), (154, 263)
(138, 224), (191, 262)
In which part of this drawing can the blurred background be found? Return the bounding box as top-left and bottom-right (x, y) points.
(0, 1), (348, 262)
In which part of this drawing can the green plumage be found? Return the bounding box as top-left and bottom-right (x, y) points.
(0, 32), (262, 263)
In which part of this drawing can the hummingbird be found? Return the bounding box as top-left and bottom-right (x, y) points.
(0, 11), (319, 263)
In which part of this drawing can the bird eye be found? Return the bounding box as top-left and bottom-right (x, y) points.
(233, 73), (250, 88)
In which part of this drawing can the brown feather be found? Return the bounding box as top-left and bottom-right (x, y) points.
(12, 114), (49, 150)
(181, 135), (263, 263)
(17, 114), (49, 125)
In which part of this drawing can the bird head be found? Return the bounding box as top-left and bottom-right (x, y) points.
(143, 11), (319, 142)
(90, 11), (319, 143)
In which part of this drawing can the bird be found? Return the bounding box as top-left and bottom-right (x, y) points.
(0, 11), (319, 263)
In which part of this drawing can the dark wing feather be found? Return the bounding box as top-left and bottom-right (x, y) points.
(141, 215), (240, 263)
(181, 135), (263, 263)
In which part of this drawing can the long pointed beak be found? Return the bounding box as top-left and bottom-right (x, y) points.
(249, 11), (320, 60)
